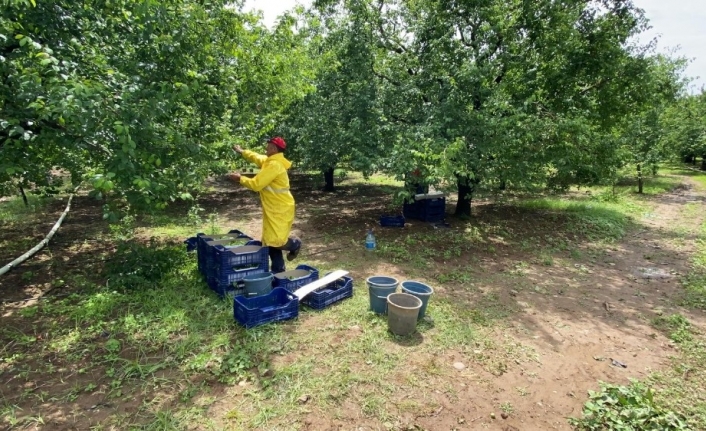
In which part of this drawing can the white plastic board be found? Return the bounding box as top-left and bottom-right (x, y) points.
(293, 270), (349, 300)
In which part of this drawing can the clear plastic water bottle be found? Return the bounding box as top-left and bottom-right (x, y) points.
(365, 228), (376, 251)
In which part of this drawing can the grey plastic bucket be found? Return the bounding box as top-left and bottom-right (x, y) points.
(400, 280), (434, 319)
(243, 272), (274, 297)
(367, 276), (399, 314)
(387, 293), (422, 336)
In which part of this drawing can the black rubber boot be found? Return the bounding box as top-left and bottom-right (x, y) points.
(284, 237), (302, 261)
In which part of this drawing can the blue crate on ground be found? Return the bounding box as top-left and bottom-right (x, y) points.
(302, 275), (354, 310)
(273, 264), (319, 293)
(402, 202), (420, 220)
(234, 287), (299, 328)
(207, 245), (269, 297)
(379, 215), (405, 227)
(403, 197), (446, 222)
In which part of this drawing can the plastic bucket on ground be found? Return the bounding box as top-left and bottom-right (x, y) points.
(387, 293), (422, 336)
(243, 272), (274, 297)
(366, 276), (399, 314)
(400, 280), (434, 319)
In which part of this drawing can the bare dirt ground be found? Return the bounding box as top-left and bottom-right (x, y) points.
(1, 174), (704, 430)
(199, 174), (706, 431)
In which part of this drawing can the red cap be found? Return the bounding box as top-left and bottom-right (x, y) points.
(267, 136), (286, 150)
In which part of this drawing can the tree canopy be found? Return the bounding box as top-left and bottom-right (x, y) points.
(1, 0), (697, 216)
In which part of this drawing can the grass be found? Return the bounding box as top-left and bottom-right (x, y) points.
(0, 194), (50, 224)
(2, 167), (706, 430)
(0, 236), (509, 429)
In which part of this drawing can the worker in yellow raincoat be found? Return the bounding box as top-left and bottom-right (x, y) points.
(227, 137), (301, 273)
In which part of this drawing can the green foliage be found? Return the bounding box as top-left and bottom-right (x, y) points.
(681, 217), (706, 309)
(0, 193), (46, 223)
(613, 55), (689, 192)
(0, 0), (314, 214)
(518, 197), (635, 241)
(103, 240), (189, 291)
(661, 91), (706, 165)
(569, 381), (691, 431)
(299, 0), (674, 214)
(652, 314), (693, 344)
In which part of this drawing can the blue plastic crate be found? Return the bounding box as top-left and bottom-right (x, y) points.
(209, 264), (269, 298)
(302, 275), (354, 310)
(196, 230), (251, 275)
(379, 215), (405, 227)
(234, 287), (299, 328)
(273, 264), (319, 293)
(212, 244), (269, 270)
(203, 240), (262, 283)
(202, 238), (257, 278)
(207, 245), (269, 297)
(403, 198), (446, 222)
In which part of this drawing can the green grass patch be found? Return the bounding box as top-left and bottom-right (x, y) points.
(518, 197), (639, 242)
(681, 217), (706, 310)
(644, 312), (706, 431)
(0, 194), (49, 224)
(569, 380), (691, 430)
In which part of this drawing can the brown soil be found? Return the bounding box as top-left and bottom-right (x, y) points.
(1, 173), (705, 430)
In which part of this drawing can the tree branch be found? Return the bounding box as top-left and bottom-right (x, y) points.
(375, 0), (408, 54)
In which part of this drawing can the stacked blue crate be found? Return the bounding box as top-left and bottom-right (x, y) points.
(209, 244), (269, 297)
(403, 196), (446, 222)
(195, 230), (251, 276)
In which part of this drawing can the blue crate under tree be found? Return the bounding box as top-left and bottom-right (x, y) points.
(379, 215), (406, 227)
(403, 197), (446, 222)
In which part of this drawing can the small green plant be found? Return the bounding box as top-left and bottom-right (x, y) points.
(186, 204), (205, 227)
(539, 252), (554, 266)
(652, 314), (693, 344)
(109, 214), (136, 241)
(569, 381), (690, 430)
(207, 212), (219, 234)
(500, 402), (514, 414)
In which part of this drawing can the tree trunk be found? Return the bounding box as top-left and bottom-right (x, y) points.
(637, 163), (643, 194)
(18, 185), (28, 207)
(701, 156), (706, 171)
(323, 167), (335, 192)
(455, 176), (473, 217)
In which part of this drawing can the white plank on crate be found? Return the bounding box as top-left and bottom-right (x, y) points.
(293, 270), (349, 300)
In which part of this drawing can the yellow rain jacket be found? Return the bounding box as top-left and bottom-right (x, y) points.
(239, 151), (295, 248)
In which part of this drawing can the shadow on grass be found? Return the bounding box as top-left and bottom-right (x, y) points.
(0, 239), (289, 430)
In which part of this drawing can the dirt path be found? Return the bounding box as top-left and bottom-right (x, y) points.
(420, 178), (706, 430)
